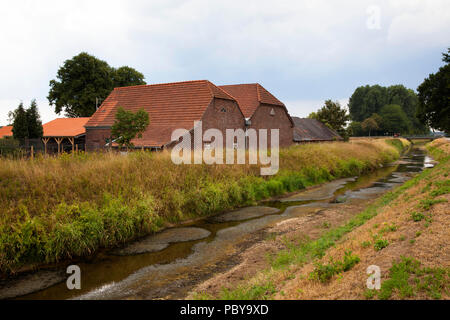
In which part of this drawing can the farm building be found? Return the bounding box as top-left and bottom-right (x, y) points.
(0, 126), (13, 138)
(85, 80), (245, 150)
(219, 83), (294, 147)
(292, 117), (342, 143)
(42, 118), (90, 153)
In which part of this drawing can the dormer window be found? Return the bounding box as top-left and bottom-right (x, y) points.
(270, 108), (275, 116)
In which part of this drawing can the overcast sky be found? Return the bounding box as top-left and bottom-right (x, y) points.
(0, 0), (449, 126)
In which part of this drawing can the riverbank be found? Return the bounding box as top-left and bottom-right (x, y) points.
(0, 138), (409, 274)
(191, 138), (448, 300)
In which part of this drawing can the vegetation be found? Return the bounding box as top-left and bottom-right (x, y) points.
(309, 250), (360, 283)
(0, 139), (408, 273)
(111, 107), (150, 150)
(8, 100), (43, 140)
(369, 257), (449, 300)
(204, 138), (449, 300)
(308, 100), (350, 140)
(48, 52), (146, 117)
(348, 84), (428, 135)
(417, 48), (450, 133)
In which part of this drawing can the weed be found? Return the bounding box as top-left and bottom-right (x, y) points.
(219, 281), (276, 300)
(309, 250), (360, 283)
(369, 257), (449, 300)
(374, 238), (389, 251)
(411, 211), (425, 222)
(361, 241), (372, 248)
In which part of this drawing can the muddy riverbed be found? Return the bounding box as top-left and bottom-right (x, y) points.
(0, 147), (432, 300)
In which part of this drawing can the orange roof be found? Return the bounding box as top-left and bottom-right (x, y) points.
(43, 118), (90, 137)
(0, 125), (13, 138)
(86, 80), (238, 147)
(219, 83), (285, 118)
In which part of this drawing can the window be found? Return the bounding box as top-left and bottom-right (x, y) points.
(220, 107), (227, 113)
(270, 108), (275, 116)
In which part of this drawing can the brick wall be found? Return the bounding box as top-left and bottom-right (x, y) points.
(85, 127), (112, 151)
(248, 104), (293, 147)
(166, 98), (245, 150)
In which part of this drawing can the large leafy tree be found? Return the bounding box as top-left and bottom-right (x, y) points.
(111, 107), (150, 150)
(379, 104), (411, 134)
(361, 114), (380, 137)
(348, 85), (387, 122)
(309, 100), (350, 140)
(48, 52), (146, 118)
(416, 48), (450, 133)
(348, 84), (427, 134)
(113, 66), (146, 88)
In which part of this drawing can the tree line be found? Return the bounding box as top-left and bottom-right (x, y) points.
(4, 48), (449, 146)
(309, 48), (449, 138)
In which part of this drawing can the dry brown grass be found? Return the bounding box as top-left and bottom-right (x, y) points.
(0, 138), (409, 273)
(275, 139), (449, 300)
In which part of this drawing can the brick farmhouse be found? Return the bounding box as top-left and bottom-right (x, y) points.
(84, 80), (341, 151)
(219, 84), (294, 147)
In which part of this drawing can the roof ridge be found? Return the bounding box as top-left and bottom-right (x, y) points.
(114, 79), (209, 91)
(208, 81), (237, 101)
(219, 83), (258, 87)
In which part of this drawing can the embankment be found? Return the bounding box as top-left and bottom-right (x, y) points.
(200, 138), (448, 300)
(0, 138), (409, 274)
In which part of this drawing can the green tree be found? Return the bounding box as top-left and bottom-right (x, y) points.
(361, 116), (379, 137)
(347, 121), (363, 137)
(48, 52), (146, 118)
(26, 99), (43, 139)
(309, 100), (350, 140)
(9, 100), (44, 140)
(348, 85), (388, 122)
(416, 49), (450, 133)
(10, 103), (28, 140)
(379, 104), (411, 134)
(113, 66), (146, 87)
(348, 84), (427, 134)
(111, 107), (150, 150)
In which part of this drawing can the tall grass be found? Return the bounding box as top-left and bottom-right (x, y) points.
(0, 138), (408, 273)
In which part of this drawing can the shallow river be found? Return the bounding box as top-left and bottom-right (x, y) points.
(0, 146), (433, 300)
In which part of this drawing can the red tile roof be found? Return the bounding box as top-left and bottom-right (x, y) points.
(86, 80), (237, 147)
(0, 125), (13, 138)
(43, 118), (90, 137)
(219, 83), (285, 118)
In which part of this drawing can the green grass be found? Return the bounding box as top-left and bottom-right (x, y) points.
(202, 139), (450, 300)
(309, 250), (360, 283)
(368, 257), (450, 300)
(419, 198), (448, 210)
(0, 139), (409, 273)
(374, 238), (389, 251)
(411, 211), (425, 222)
(219, 281), (276, 300)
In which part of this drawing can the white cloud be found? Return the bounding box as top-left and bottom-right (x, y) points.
(0, 0), (448, 126)
(285, 98), (349, 118)
(386, 0), (450, 46)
